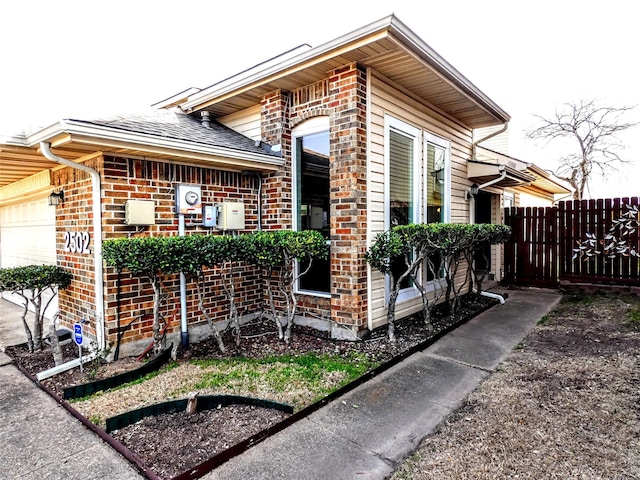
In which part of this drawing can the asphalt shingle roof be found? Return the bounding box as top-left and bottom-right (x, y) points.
(69, 108), (274, 156)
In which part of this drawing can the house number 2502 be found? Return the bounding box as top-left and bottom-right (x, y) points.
(64, 231), (91, 254)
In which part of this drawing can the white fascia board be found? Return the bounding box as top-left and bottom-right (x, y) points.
(0, 133), (29, 147)
(181, 14), (509, 124)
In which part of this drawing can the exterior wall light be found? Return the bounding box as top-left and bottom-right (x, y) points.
(48, 190), (64, 206)
(466, 183), (479, 200)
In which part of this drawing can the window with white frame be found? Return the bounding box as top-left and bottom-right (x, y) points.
(385, 117), (420, 293)
(384, 115), (451, 299)
(425, 132), (451, 281)
(503, 191), (514, 209)
(425, 133), (450, 224)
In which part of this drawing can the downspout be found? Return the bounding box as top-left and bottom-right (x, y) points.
(40, 142), (105, 351)
(469, 123), (510, 304)
(478, 290), (505, 304)
(241, 170), (263, 230)
(256, 174), (262, 230)
(471, 122), (509, 160)
(476, 168), (508, 192)
(469, 122), (510, 221)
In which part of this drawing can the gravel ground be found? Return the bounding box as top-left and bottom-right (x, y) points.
(391, 294), (640, 480)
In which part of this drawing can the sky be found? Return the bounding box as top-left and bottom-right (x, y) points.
(1, 0), (638, 198)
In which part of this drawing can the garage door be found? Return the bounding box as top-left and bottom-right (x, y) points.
(0, 198), (57, 316)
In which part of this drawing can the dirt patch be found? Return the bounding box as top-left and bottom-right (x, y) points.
(111, 404), (290, 479)
(6, 293), (497, 479)
(391, 294), (640, 480)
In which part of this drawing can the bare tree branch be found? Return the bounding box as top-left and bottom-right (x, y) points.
(527, 98), (638, 199)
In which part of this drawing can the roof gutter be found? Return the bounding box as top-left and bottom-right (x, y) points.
(40, 142), (106, 351)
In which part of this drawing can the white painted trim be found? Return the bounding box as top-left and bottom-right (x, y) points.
(383, 114), (421, 305)
(424, 131), (452, 223)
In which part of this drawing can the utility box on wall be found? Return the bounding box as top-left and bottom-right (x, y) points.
(217, 202), (245, 230)
(175, 184), (202, 215)
(125, 200), (155, 226)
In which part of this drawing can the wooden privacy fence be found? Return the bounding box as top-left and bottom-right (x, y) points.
(503, 197), (640, 288)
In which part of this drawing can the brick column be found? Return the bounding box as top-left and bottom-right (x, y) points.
(261, 90), (292, 230)
(328, 64), (368, 329)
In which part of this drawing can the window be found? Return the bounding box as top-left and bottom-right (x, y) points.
(425, 132), (451, 223)
(384, 115), (451, 298)
(425, 134), (450, 280)
(503, 192), (514, 209)
(292, 117), (330, 295)
(385, 117), (420, 295)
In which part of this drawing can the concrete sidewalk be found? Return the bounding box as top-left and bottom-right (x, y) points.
(0, 290), (562, 480)
(203, 289), (562, 480)
(0, 299), (144, 479)
(0, 298), (29, 350)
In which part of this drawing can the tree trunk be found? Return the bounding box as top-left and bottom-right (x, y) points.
(18, 296), (34, 353)
(387, 286), (398, 343)
(224, 265), (241, 347)
(49, 314), (64, 366)
(186, 391), (199, 415)
(31, 292), (43, 351)
(195, 273), (226, 353)
(265, 270), (284, 340)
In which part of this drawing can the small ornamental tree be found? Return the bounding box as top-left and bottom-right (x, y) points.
(176, 234), (243, 352)
(462, 224), (512, 296)
(102, 236), (182, 356)
(243, 230), (328, 342)
(439, 223), (510, 313)
(366, 223), (511, 342)
(433, 224), (473, 314)
(365, 228), (408, 342)
(366, 224), (444, 341)
(0, 264), (72, 354)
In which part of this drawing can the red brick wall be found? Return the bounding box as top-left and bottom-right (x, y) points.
(259, 63), (369, 329)
(54, 156), (103, 342)
(55, 156), (263, 350)
(54, 61), (370, 349)
(261, 90), (292, 231)
(327, 64), (368, 328)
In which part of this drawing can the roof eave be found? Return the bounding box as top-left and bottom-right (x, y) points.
(386, 17), (510, 124)
(180, 14), (509, 125)
(22, 120), (284, 172)
(180, 15), (396, 113)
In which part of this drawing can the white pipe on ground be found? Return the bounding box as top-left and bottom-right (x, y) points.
(480, 290), (505, 304)
(36, 351), (98, 380)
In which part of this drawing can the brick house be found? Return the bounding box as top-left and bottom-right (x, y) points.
(0, 15), (568, 356)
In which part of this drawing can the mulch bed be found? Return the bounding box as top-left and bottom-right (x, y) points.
(6, 293), (498, 480)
